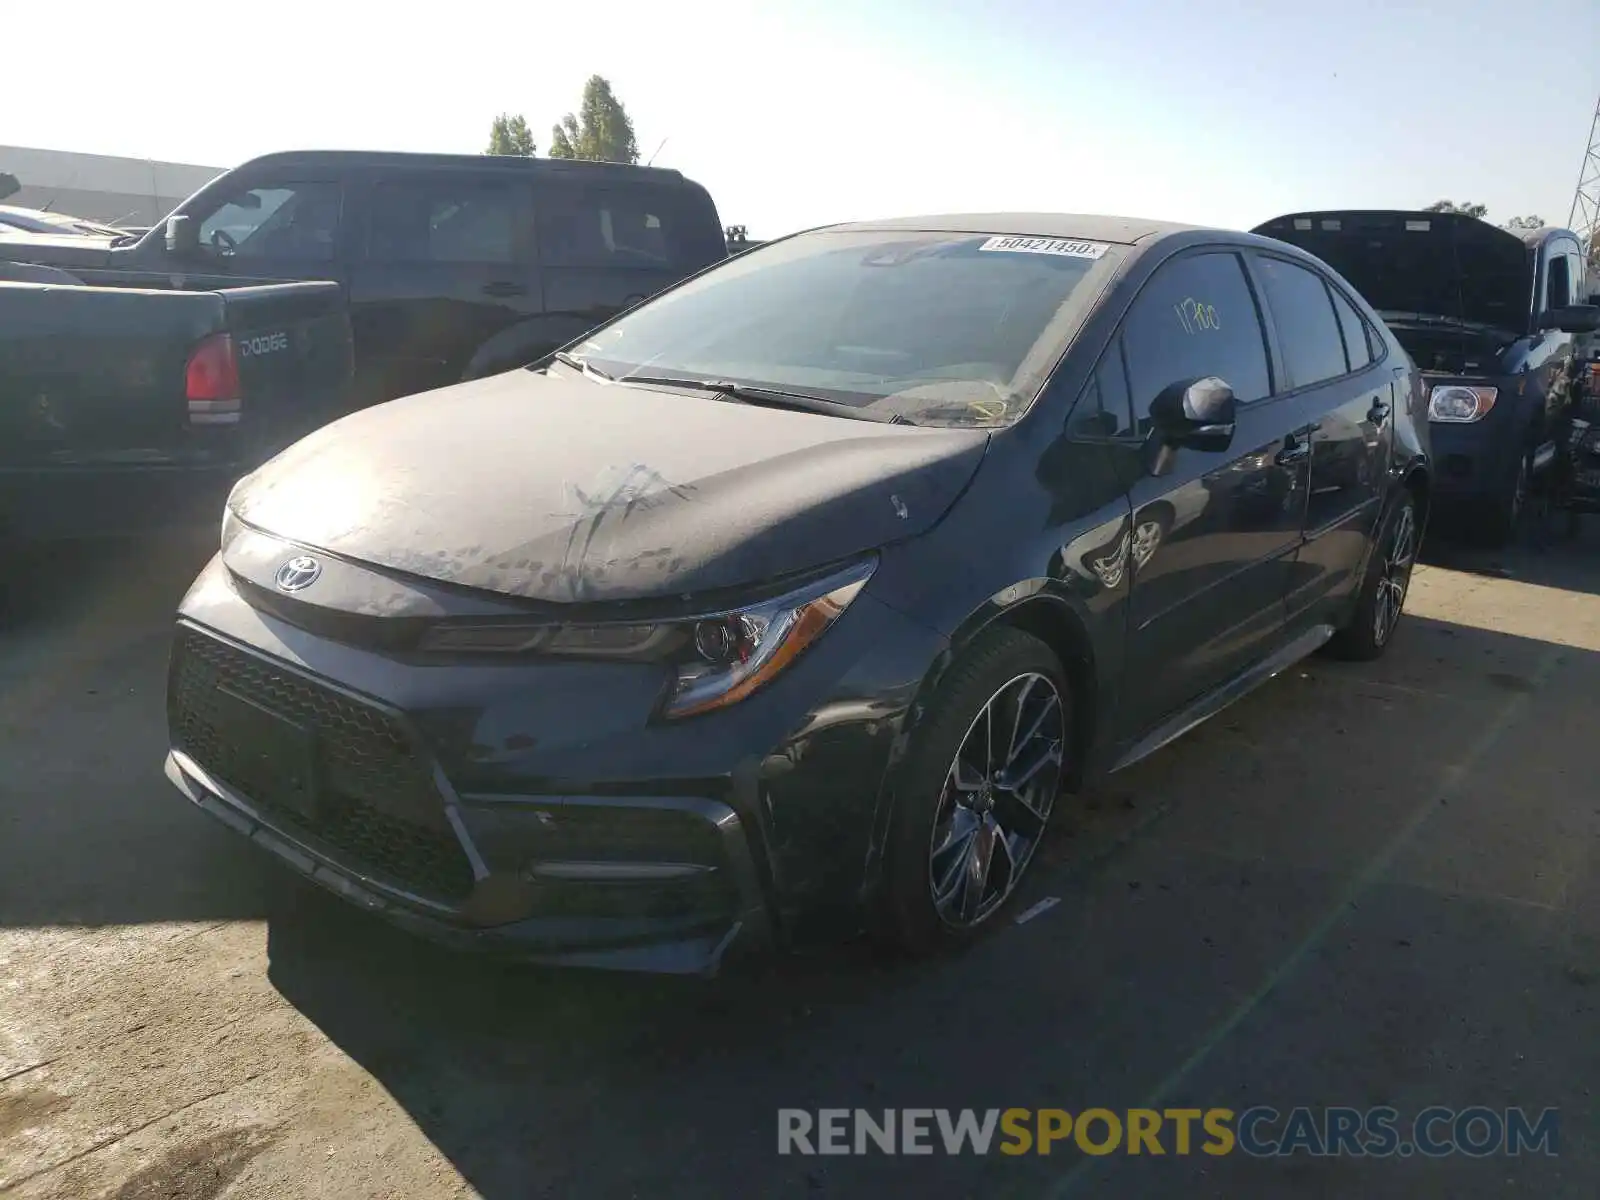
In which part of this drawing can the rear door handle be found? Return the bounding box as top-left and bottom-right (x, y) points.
(1276, 432), (1311, 466)
(482, 281), (528, 298)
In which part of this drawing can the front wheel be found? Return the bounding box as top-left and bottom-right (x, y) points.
(1327, 492), (1419, 662)
(875, 628), (1071, 956)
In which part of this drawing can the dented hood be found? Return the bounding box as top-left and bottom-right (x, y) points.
(229, 369), (990, 603)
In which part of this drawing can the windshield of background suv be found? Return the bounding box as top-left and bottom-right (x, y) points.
(569, 229), (1122, 427)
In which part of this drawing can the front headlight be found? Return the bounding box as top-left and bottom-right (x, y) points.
(1428, 384), (1498, 423)
(417, 558), (876, 719)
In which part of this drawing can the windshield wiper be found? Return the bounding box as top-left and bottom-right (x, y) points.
(620, 373), (914, 425)
(550, 350), (615, 381)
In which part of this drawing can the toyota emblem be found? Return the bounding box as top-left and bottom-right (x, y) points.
(274, 555), (322, 592)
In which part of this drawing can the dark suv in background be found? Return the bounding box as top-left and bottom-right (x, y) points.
(1, 151), (728, 407)
(1254, 211), (1599, 544)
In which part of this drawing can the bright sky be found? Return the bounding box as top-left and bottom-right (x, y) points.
(10, 0), (1598, 237)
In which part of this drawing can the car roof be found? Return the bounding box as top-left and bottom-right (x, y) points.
(825, 212), (1203, 245)
(235, 149), (694, 186)
(1511, 225), (1581, 249)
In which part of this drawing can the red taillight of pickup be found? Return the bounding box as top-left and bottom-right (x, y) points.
(185, 332), (241, 425)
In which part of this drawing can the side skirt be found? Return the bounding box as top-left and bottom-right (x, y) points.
(1106, 622), (1336, 775)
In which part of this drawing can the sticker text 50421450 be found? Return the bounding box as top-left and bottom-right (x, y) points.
(977, 236), (1109, 260)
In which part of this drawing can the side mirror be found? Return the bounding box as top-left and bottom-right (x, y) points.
(164, 214), (201, 256)
(1148, 376), (1237, 451)
(165, 213), (199, 256)
(1539, 304), (1600, 334)
(1144, 377), (1236, 476)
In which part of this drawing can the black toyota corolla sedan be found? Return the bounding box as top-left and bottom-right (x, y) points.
(165, 214), (1430, 974)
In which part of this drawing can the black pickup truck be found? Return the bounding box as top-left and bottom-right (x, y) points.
(0, 279), (352, 542)
(1, 150), (726, 409)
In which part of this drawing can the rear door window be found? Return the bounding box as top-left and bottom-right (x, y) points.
(538, 185), (697, 268)
(1121, 250), (1273, 420)
(367, 177), (520, 264)
(1257, 256), (1349, 388)
(1328, 286), (1372, 372)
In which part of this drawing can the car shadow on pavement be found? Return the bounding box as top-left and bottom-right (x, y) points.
(261, 602), (1600, 1199)
(0, 532), (280, 928)
(1422, 513), (1600, 597)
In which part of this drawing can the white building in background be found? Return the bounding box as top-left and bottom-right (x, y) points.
(0, 145), (223, 228)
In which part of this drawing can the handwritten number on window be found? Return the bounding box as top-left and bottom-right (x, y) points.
(1175, 298), (1220, 334)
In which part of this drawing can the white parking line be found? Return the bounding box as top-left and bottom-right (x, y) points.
(1013, 897), (1062, 925)
(1043, 637), (1567, 1199)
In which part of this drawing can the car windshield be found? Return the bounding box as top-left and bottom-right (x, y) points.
(569, 229), (1121, 427)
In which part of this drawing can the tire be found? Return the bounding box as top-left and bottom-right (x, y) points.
(1475, 446), (1529, 549)
(1326, 491), (1419, 662)
(875, 627), (1072, 956)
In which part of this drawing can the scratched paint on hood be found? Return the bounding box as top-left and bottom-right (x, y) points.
(230, 369), (990, 603)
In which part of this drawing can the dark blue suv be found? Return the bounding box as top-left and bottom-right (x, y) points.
(1255, 210), (1600, 544)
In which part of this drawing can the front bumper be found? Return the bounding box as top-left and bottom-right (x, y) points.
(1429, 423), (1522, 505)
(166, 746), (762, 975)
(163, 556), (943, 972)
(1423, 375), (1545, 509)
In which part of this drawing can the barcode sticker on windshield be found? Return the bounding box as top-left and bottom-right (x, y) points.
(977, 235), (1109, 259)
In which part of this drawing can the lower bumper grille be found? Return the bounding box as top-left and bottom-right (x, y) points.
(536, 806), (729, 864)
(168, 627), (475, 903)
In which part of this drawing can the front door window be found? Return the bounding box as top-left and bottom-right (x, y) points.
(197, 182), (341, 263)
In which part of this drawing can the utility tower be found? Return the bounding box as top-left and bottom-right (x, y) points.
(1570, 89), (1600, 258)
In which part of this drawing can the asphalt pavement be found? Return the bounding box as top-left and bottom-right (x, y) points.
(2, 525), (1598, 1198)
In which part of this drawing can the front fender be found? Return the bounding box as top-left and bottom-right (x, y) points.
(855, 509), (1134, 911)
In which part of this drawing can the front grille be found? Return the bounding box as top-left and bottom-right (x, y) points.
(168, 627), (475, 903)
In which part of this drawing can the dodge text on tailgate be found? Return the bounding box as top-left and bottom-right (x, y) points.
(0, 279), (352, 542)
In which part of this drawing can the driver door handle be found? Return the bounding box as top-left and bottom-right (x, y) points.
(1368, 398), (1392, 424)
(482, 280), (528, 298)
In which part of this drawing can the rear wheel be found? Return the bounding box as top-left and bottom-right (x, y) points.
(1327, 492), (1418, 661)
(876, 628), (1071, 956)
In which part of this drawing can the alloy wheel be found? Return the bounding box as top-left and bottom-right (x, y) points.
(1373, 502), (1417, 646)
(927, 672), (1067, 928)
